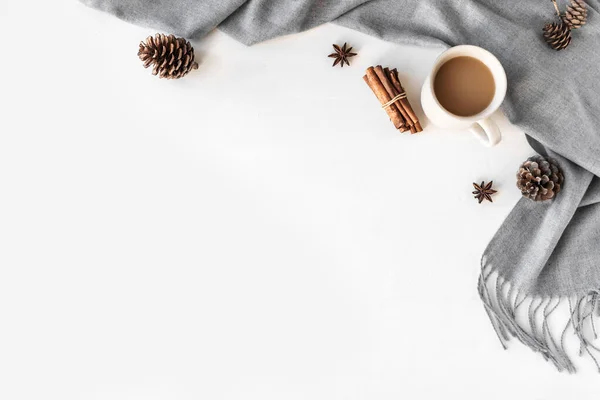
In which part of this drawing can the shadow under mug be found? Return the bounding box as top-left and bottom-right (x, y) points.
(420, 45), (507, 147)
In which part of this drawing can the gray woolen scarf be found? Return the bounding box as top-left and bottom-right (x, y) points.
(80, 0), (600, 372)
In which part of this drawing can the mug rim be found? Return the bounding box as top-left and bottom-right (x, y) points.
(428, 45), (507, 122)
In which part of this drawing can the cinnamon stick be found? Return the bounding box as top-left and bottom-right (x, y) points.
(364, 67), (405, 130)
(390, 68), (423, 132)
(376, 66), (414, 130)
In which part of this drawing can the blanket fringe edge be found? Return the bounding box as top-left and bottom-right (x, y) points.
(479, 263), (600, 373)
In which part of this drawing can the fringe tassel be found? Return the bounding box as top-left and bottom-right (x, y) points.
(478, 263), (600, 373)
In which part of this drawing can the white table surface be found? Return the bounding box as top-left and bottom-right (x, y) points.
(2, 1), (600, 398)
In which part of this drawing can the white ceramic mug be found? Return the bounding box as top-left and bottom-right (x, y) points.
(421, 45), (507, 147)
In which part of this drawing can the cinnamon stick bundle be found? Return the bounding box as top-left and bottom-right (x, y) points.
(363, 65), (423, 133)
(363, 67), (406, 131)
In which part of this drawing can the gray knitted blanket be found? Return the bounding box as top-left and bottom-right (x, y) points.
(81, 0), (600, 371)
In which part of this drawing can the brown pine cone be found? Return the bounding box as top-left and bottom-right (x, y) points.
(563, 0), (588, 29)
(543, 21), (572, 50)
(517, 155), (564, 201)
(138, 34), (199, 79)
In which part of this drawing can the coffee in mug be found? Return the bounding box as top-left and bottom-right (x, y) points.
(420, 45), (507, 147)
(433, 56), (495, 117)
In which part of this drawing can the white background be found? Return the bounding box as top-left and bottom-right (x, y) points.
(2, 1), (600, 398)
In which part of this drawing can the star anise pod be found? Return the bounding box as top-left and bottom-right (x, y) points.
(328, 43), (357, 67)
(472, 181), (497, 204)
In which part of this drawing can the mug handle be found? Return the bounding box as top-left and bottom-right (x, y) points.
(468, 117), (501, 147)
